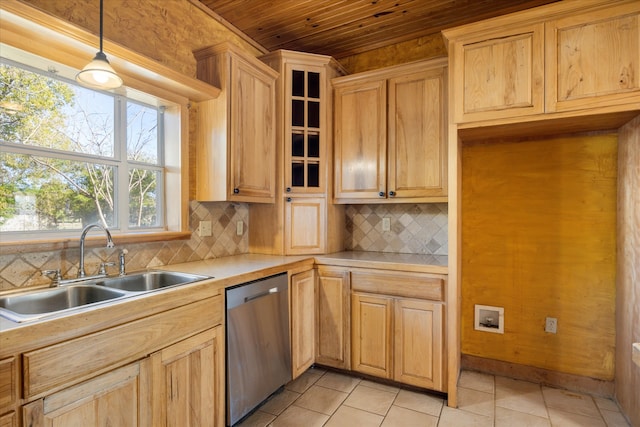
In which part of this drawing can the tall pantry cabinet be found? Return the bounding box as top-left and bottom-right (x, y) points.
(250, 50), (346, 255)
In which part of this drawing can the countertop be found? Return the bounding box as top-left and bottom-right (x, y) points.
(0, 252), (447, 348)
(316, 251), (448, 274)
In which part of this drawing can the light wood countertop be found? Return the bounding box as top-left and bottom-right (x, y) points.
(315, 251), (448, 274)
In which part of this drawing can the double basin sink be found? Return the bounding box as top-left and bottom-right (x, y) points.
(0, 271), (210, 323)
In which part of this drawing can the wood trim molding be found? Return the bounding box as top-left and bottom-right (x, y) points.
(461, 354), (615, 398)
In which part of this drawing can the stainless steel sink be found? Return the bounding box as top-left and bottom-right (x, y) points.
(0, 271), (211, 323)
(97, 271), (209, 292)
(0, 285), (127, 322)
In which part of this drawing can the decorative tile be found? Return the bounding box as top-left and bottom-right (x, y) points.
(0, 201), (249, 291)
(345, 203), (448, 255)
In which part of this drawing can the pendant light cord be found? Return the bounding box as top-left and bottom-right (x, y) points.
(99, 0), (104, 54)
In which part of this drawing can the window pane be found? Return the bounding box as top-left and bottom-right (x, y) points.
(0, 63), (115, 157)
(127, 102), (158, 164)
(0, 152), (115, 231)
(128, 167), (159, 228)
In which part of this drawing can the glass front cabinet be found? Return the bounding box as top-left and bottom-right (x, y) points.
(249, 51), (346, 255)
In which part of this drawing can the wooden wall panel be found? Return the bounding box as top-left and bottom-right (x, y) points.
(461, 134), (617, 380)
(615, 115), (640, 426)
(339, 33), (447, 74)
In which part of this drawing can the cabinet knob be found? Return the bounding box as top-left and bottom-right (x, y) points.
(378, 191), (385, 197)
(286, 197), (292, 202)
(286, 187), (291, 193)
(389, 191), (396, 197)
(233, 188), (240, 194)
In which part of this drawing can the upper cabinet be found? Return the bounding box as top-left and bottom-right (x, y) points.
(333, 58), (448, 203)
(194, 43), (279, 203)
(546, 2), (640, 113)
(444, 0), (640, 129)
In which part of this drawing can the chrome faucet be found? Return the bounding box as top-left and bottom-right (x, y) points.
(78, 224), (115, 278)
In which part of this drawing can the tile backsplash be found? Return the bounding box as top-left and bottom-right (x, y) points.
(0, 201), (447, 291)
(345, 203), (448, 255)
(0, 201), (248, 291)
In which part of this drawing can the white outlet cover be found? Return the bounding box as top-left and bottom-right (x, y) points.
(545, 317), (558, 334)
(474, 304), (504, 334)
(236, 220), (243, 236)
(382, 217), (391, 231)
(199, 220), (212, 237)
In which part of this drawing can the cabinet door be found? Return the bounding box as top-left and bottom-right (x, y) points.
(451, 23), (544, 123)
(0, 412), (15, 427)
(285, 197), (326, 254)
(285, 64), (327, 194)
(546, 3), (640, 113)
(316, 267), (351, 369)
(22, 362), (148, 427)
(291, 270), (316, 378)
(230, 55), (276, 201)
(388, 68), (447, 199)
(334, 79), (387, 200)
(150, 328), (224, 427)
(351, 293), (393, 379)
(394, 299), (444, 391)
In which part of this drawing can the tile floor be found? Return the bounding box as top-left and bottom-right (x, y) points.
(237, 368), (631, 427)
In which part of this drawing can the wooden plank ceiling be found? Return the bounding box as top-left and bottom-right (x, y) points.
(198, 0), (558, 59)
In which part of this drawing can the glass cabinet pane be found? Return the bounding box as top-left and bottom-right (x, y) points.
(292, 133), (305, 157)
(292, 70), (304, 97)
(292, 100), (304, 127)
(308, 134), (319, 158)
(308, 72), (320, 98)
(292, 162), (304, 187)
(308, 101), (319, 128)
(307, 163), (320, 187)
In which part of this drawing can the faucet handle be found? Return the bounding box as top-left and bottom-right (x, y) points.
(42, 269), (62, 286)
(98, 262), (116, 275)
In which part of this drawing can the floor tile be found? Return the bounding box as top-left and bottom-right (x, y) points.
(600, 409), (632, 427)
(542, 386), (600, 418)
(293, 385), (348, 415)
(381, 405), (438, 427)
(284, 370), (323, 394)
(259, 389), (301, 416)
(236, 410), (275, 427)
(315, 371), (361, 393)
(392, 389), (444, 416)
(324, 405), (384, 427)
(457, 386), (494, 417)
(458, 370), (495, 394)
(360, 379), (400, 394)
(495, 376), (548, 418)
(268, 405), (329, 427)
(438, 405), (493, 427)
(594, 396), (620, 412)
(495, 406), (550, 427)
(343, 384), (397, 415)
(547, 407), (606, 427)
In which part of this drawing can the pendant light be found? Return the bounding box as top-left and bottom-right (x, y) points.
(76, 0), (123, 89)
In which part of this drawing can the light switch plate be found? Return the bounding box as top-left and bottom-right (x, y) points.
(382, 217), (391, 231)
(199, 220), (212, 237)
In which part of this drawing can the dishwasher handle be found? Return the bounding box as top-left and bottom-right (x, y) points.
(244, 287), (278, 303)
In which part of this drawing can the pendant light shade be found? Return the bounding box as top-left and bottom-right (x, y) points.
(75, 0), (122, 90)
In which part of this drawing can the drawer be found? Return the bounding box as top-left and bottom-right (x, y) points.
(23, 295), (222, 399)
(351, 270), (445, 301)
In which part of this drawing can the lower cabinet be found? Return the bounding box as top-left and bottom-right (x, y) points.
(149, 328), (224, 427)
(315, 267), (351, 369)
(290, 270), (316, 379)
(21, 327), (224, 427)
(22, 361), (148, 427)
(352, 292), (444, 390)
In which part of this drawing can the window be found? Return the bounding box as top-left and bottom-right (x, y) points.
(0, 57), (165, 237)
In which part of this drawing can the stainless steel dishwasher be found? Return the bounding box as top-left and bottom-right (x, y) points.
(226, 273), (291, 426)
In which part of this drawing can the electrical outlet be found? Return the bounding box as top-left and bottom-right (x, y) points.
(198, 220), (212, 237)
(545, 317), (558, 334)
(236, 220), (243, 236)
(382, 217), (391, 231)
